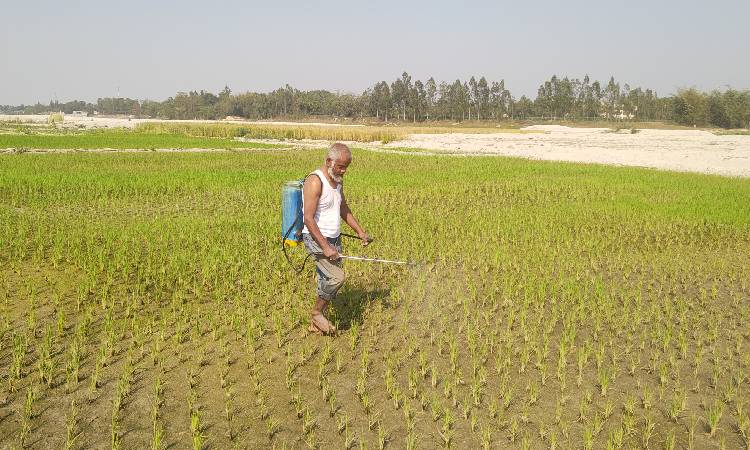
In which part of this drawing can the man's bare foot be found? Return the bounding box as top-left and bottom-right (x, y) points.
(310, 313), (335, 335)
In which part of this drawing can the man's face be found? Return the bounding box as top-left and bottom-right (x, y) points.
(327, 155), (351, 183)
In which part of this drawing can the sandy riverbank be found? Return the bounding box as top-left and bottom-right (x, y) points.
(382, 125), (750, 178)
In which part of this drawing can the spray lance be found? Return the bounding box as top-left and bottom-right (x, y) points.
(281, 178), (417, 273)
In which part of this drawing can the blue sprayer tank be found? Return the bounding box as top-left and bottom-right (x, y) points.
(281, 180), (304, 246)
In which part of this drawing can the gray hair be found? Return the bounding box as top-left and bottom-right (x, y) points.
(326, 143), (351, 162)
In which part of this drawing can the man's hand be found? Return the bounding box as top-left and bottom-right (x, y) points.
(358, 231), (373, 247)
(323, 245), (340, 261)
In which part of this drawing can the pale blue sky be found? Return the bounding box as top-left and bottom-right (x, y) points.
(2, 0), (748, 105)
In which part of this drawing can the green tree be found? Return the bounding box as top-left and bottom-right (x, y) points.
(425, 78), (437, 120)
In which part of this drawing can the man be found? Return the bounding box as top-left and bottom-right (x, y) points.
(302, 143), (371, 335)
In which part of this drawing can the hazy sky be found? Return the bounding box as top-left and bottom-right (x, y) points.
(2, 0), (749, 105)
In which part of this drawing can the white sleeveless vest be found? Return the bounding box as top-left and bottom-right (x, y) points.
(302, 169), (342, 238)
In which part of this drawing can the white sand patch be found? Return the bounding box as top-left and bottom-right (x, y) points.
(383, 126), (750, 178)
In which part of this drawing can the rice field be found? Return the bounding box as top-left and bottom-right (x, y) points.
(0, 127), (284, 151)
(0, 147), (749, 449)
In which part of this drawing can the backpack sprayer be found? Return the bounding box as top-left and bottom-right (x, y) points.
(281, 178), (416, 273)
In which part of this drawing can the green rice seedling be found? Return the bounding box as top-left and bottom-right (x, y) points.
(88, 351), (103, 396)
(642, 385), (653, 410)
(24, 385), (36, 420)
(488, 399), (498, 419)
(577, 345), (589, 386)
(302, 408), (316, 435)
(507, 416), (519, 443)
(539, 361), (549, 386)
(583, 425), (595, 450)
(519, 344), (531, 374)
(408, 368), (419, 399)
(593, 411), (605, 436)
(585, 389), (594, 405)
(663, 430), (676, 450)
(285, 363), (296, 390)
(344, 426), (357, 450)
(722, 380), (737, 404)
(190, 410), (204, 450)
(111, 409), (121, 450)
(603, 399), (615, 420)
(224, 392), (234, 439)
(502, 384), (514, 410)
(548, 431), (559, 450)
(317, 360), (327, 388)
(293, 390), (304, 419)
(477, 424), (492, 450)
(9, 331), (28, 391)
(152, 419), (164, 450)
(669, 389), (686, 421)
(461, 395), (471, 419)
(66, 399), (79, 449)
(361, 392), (371, 413)
(406, 429), (418, 450)
(335, 351), (343, 373)
(658, 363), (669, 389)
(336, 414), (350, 434)
(328, 390), (337, 417)
(527, 380), (539, 406)
(596, 365), (612, 396)
(349, 320), (360, 351)
(367, 410), (380, 431)
(18, 386), (35, 446)
(607, 426), (624, 449)
(376, 423), (390, 450)
(687, 414), (698, 449)
(430, 397), (442, 422)
(707, 399), (724, 437)
(37, 324), (54, 387)
(419, 351), (428, 378)
(642, 414), (655, 448)
(392, 387), (403, 410)
(266, 416), (280, 439)
(554, 398), (564, 425)
(622, 411), (636, 437)
(258, 398), (270, 420)
(578, 398), (589, 422)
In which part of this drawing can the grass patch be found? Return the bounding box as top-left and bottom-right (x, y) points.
(713, 129), (750, 136)
(0, 129), (285, 150)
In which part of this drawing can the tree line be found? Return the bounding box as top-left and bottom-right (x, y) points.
(2, 73), (748, 128)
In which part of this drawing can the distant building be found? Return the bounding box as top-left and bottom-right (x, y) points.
(600, 105), (635, 120)
(71, 111), (87, 116)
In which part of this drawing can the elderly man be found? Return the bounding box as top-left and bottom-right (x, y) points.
(302, 143), (371, 335)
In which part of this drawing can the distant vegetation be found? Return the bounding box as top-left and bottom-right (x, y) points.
(2, 73), (748, 129)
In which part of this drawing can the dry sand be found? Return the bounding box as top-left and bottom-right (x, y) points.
(383, 125), (750, 178)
